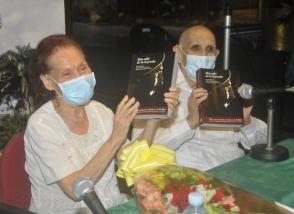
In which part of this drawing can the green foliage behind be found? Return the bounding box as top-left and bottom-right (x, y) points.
(0, 44), (34, 111)
(0, 112), (29, 149)
(0, 45), (34, 149)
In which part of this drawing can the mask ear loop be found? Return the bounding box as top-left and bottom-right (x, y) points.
(46, 75), (63, 97)
(175, 44), (188, 73)
(176, 44), (187, 56)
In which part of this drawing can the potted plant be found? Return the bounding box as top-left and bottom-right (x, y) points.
(0, 44), (34, 150)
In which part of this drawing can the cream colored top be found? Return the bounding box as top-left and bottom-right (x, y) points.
(24, 100), (126, 214)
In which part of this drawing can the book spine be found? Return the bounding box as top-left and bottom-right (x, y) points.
(138, 107), (168, 115)
(167, 52), (179, 117)
(203, 116), (244, 124)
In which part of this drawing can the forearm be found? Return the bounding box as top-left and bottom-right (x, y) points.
(154, 119), (195, 149)
(132, 109), (194, 150)
(57, 136), (123, 201)
(186, 112), (200, 129)
(243, 115), (251, 125)
(136, 119), (159, 145)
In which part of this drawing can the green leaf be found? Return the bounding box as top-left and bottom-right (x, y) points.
(0, 112), (29, 149)
(0, 44), (34, 111)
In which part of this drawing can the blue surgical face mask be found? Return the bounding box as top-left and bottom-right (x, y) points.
(49, 72), (96, 106)
(185, 55), (216, 81)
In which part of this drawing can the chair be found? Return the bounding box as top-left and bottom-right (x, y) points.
(129, 23), (175, 53)
(0, 130), (31, 209)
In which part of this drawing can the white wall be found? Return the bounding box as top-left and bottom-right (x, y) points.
(0, 0), (65, 54)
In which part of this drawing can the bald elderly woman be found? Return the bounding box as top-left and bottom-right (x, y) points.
(132, 25), (267, 171)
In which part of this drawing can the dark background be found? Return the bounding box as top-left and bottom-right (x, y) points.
(64, 0), (294, 142)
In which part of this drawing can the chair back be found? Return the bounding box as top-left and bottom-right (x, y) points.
(0, 130), (31, 209)
(129, 23), (175, 53)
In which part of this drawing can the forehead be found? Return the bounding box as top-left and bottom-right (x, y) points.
(47, 46), (85, 69)
(185, 27), (216, 48)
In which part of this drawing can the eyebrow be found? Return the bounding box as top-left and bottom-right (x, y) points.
(78, 62), (89, 68)
(190, 44), (201, 50)
(190, 44), (215, 49)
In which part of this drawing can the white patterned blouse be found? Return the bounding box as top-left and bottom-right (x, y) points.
(24, 100), (126, 214)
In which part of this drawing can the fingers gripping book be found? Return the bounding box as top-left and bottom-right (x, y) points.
(127, 52), (178, 119)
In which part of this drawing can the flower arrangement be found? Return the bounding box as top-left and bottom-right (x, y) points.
(133, 165), (240, 214)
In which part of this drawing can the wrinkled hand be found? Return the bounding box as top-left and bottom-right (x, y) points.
(111, 96), (139, 144)
(186, 87), (208, 128)
(164, 86), (181, 112)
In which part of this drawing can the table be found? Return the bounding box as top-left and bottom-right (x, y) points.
(108, 139), (294, 213)
(208, 138), (294, 209)
(0, 204), (36, 214)
(107, 200), (138, 214)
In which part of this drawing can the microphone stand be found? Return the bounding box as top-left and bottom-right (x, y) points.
(223, 1), (231, 70)
(250, 96), (289, 161)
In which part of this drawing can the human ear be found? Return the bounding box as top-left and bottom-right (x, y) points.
(172, 45), (177, 52)
(215, 49), (220, 57)
(40, 74), (57, 91)
(175, 45), (186, 67)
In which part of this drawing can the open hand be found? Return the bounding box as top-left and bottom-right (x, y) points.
(186, 87), (208, 128)
(164, 86), (181, 111)
(111, 96), (139, 143)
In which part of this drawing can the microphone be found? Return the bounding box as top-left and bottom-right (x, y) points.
(238, 84), (294, 99)
(72, 177), (107, 214)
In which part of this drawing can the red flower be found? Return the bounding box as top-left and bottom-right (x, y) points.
(198, 178), (206, 185)
(222, 204), (231, 211)
(212, 188), (224, 203)
(167, 183), (194, 212)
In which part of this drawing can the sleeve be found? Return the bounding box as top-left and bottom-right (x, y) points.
(92, 101), (131, 146)
(153, 119), (195, 150)
(25, 117), (78, 185)
(234, 116), (267, 150)
(132, 103), (195, 150)
(92, 101), (115, 135)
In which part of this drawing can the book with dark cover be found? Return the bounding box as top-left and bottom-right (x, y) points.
(127, 51), (178, 119)
(197, 68), (244, 127)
